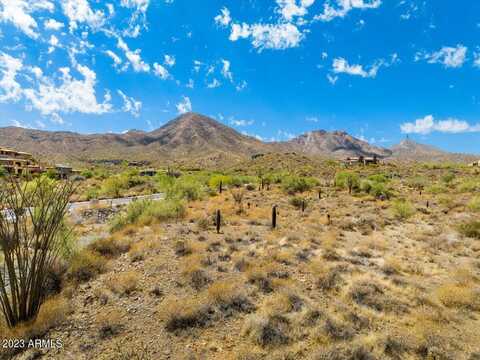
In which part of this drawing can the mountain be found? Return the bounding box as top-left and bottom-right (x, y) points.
(0, 113), (271, 167)
(0, 113), (476, 166)
(390, 138), (477, 162)
(285, 130), (392, 158)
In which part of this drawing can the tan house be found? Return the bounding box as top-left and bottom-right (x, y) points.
(0, 147), (42, 175)
(469, 160), (480, 167)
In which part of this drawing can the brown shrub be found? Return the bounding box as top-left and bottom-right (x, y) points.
(68, 250), (107, 284)
(108, 271), (140, 295)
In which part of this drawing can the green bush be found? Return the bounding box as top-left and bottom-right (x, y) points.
(110, 199), (185, 232)
(208, 174), (232, 189)
(81, 170), (94, 179)
(367, 174), (389, 183)
(407, 176), (427, 191)
(100, 176), (127, 198)
(458, 220), (480, 239)
(391, 200), (415, 220)
(467, 197), (480, 212)
(168, 177), (204, 201)
(0, 166), (6, 177)
(282, 176), (317, 194)
(289, 196), (307, 209)
(458, 180), (480, 193)
(426, 183), (448, 194)
(335, 171), (360, 194)
(441, 172), (455, 184)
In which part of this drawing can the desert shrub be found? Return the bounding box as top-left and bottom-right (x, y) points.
(458, 220), (480, 239)
(84, 186), (100, 200)
(81, 169), (94, 179)
(289, 196), (307, 209)
(391, 199), (415, 220)
(68, 250), (107, 283)
(407, 175), (427, 190)
(0, 177), (74, 327)
(426, 183), (448, 194)
(108, 272), (139, 295)
(110, 199), (185, 231)
(367, 173), (389, 183)
(168, 176), (204, 201)
(100, 176), (128, 198)
(242, 314), (290, 347)
(96, 310), (124, 338)
(458, 179), (480, 193)
(468, 197), (480, 212)
(435, 283), (479, 310)
(208, 174), (232, 189)
(155, 173), (176, 191)
(441, 171), (455, 184)
(335, 171), (360, 194)
(161, 297), (211, 332)
(282, 176), (317, 194)
(88, 236), (131, 258)
(0, 166), (6, 177)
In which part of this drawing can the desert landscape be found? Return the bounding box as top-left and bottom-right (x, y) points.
(0, 113), (479, 360)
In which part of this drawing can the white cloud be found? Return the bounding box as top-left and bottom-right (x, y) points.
(214, 7), (231, 27)
(316, 0), (382, 22)
(117, 89), (142, 117)
(326, 74), (338, 85)
(176, 96), (192, 114)
(230, 22), (303, 51)
(331, 55), (397, 78)
(186, 78), (194, 89)
(44, 18), (64, 30)
(236, 80), (247, 91)
(474, 52), (480, 68)
(230, 118), (254, 127)
(416, 45), (468, 68)
(0, 0), (54, 38)
(153, 62), (170, 80)
(61, 0), (106, 31)
(276, 0), (315, 21)
(105, 50), (122, 66)
(164, 54), (175, 67)
(220, 59), (233, 82)
(48, 34), (59, 53)
(120, 0), (149, 13)
(23, 64), (112, 117)
(332, 58), (379, 78)
(400, 115), (480, 135)
(117, 37), (150, 72)
(0, 52), (23, 102)
(207, 78), (221, 88)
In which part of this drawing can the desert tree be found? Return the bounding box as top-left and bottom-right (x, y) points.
(231, 189), (245, 214)
(0, 176), (74, 327)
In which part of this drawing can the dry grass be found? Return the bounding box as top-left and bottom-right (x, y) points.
(160, 296), (211, 332)
(96, 310), (124, 339)
(107, 271), (140, 295)
(68, 249), (107, 284)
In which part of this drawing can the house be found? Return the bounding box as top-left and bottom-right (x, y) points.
(0, 147), (40, 175)
(469, 160), (480, 167)
(55, 165), (73, 179)
(343, 155), (379, 166)
(139, 168), (157, 177)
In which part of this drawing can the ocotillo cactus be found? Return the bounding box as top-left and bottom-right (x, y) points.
(272, 205), (277, 229)
(216, 209), (221, 234)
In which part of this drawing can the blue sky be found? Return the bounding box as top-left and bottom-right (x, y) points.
(0, 0), (480, 154)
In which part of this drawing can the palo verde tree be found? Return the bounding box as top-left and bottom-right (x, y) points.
(0, 176), (74, 327)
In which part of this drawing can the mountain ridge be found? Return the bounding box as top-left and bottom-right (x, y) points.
(0, 112), (476, 166)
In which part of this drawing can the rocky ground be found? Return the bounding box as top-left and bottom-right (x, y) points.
(6, 167), (480, 360)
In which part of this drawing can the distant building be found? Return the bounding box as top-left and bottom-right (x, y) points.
(0, 147), (41, 175)
(343, 155), (379, 166)
(55, 164), (74, 179)
(139, 168), (157, 177)
(469, 160), (480, 167)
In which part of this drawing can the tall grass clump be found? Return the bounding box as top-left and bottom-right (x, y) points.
(167, 176), (204, 201)
(0, 177), (74, 327)
(110, 199), (185, 232)
(458, 220), (480, 239)
(468, 197), (480, 212)
(391, 199), (415, 220)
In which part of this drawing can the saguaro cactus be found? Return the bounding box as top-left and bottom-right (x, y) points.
(272, 205), (277, 229)
(216, 209), (221, 233)
(318, 189), (322, 199)
(301, 200), (306, 212)
(327, 213), (331, 225)
(219, 181), (223, 194)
